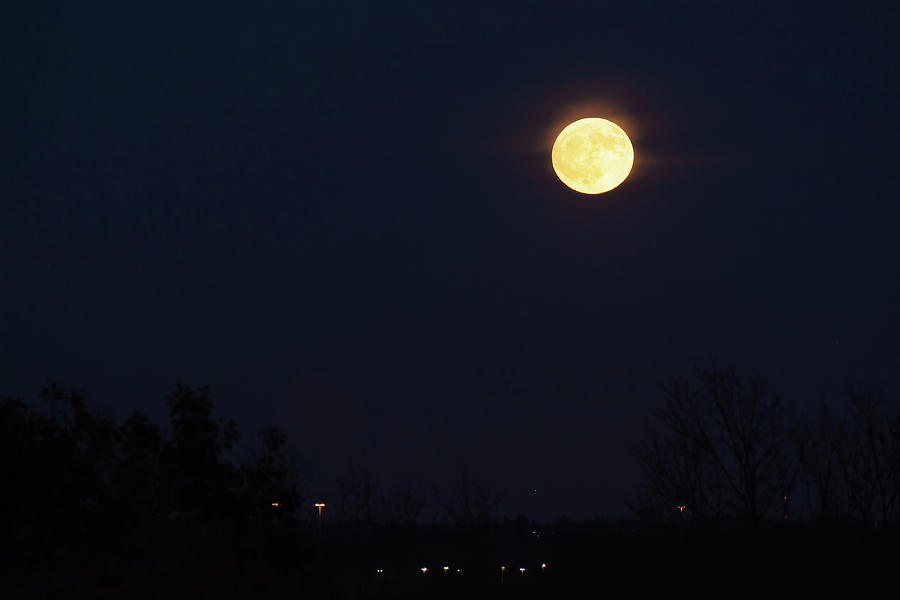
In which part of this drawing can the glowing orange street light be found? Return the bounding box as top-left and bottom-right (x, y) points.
(314, 502), (325, 519)
(271, 502), (281, 508)
(675, 505), (686, 513)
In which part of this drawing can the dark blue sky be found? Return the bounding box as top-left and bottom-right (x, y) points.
(2, 2), (899, 519)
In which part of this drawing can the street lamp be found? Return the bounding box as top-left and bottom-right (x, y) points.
(314, 502), (326, 557)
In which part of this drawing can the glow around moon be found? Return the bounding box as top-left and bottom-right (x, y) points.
(551, 118), (634, 194)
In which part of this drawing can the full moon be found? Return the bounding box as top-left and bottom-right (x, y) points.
(551, 118), (634, 194)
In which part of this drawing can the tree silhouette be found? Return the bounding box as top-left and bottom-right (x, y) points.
(336, 463), (380, 523)
(629, 367), (798, 523)
(799, 389), (900, 524)
(159, 383), (241, 519)
(440, 468), (502, 527)
(333, 465), (424, 524)
(380, 481), (424, 525)
(0, 394), (53, 551)
(111, 410), (162, 525)
(242, 425), (303, 520)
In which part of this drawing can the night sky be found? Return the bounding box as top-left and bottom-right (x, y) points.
(3, 2), (899, 520)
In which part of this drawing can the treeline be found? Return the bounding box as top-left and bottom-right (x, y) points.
(4, 372), (900, 597)
(1, 383), (306, 560)
(0, 382), (505, 557)
(5, 367), (899, 561)
(0, 382), (516, 598)
(335, 465), (501, 527)
(629, 366), (900, 526)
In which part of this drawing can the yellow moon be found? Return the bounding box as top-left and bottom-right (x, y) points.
(551, 118), (634, 194)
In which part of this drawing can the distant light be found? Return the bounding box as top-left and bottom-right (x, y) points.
(541, 563), (547, 570)
(784, 496), (788, 500)
(271, 502), (280, 507)
(376, 569), (383, 574)
(443, 566), (449, 572)
(675, 505), (686, 513)
(456, 569), (463, 573)
(500, 565), (506, 573)
(421, 567), (428, 574)
(314, 503), (326, 507)
(519, 567), (526, 574)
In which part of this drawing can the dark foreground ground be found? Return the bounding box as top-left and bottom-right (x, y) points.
(4, 520), (899, 598)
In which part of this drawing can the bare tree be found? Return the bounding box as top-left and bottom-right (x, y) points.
(380, 482), (423, 525)
(794, 389), (900, 525)
(629, 367), (798, 523)
(851, 390), (900, 525)
(439, 468), (502, 527)
(796, 404), (847, 521)
(335, 463), (379, 523)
